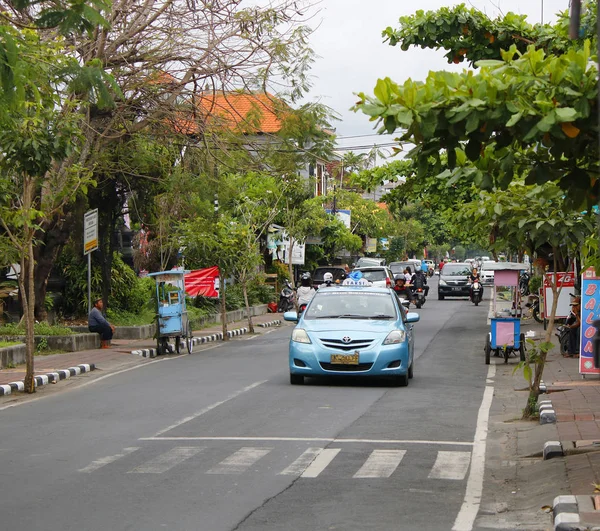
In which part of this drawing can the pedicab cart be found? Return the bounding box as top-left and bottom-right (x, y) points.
(148, 270), (194, 355)
(484, 262), (527, 365)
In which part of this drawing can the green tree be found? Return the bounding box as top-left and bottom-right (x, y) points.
(0, 31), (93, 392)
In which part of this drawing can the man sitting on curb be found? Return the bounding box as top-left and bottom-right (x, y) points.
(88, 298), (115, 349)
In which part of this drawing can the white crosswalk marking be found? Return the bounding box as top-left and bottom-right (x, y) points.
(207, 447), (272, 475)
(353, 449), (406, 478)
(128, 447), (203, 474)
(79, 447), (140, 473)
(279, 447), (324, 476)
(428, 451), (471, 480)
(300, 448), (341, 478)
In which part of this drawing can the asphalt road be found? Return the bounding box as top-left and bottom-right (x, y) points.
(0, 280), (494, 531)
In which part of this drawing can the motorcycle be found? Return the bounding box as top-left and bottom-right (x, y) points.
(277, 281), (296, 312)
(470, 281), (483, 306)
(414, 287), (426, 309)
(555, 324), (570, 356)
(525, 294), (543, 324)
(519, 271), (531, 296)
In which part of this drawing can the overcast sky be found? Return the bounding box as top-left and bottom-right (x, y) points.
(304, 0), (568, 154)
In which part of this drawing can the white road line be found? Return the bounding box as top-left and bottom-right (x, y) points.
(140, 436), (473, 446)
(452, 366), (495, 531)
(128, 446), (203, 474)
(152, 380), (266, 437)
(353, 449), (406, 478)
(428, 451), (471, 480)
(79, 447), (140, 473)
(301, 448), (340, 478)
(279, 447), (323, 476)
(207, 447), (272, 474)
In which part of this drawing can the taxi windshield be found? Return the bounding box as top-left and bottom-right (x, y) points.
(304, 292), (397, 320)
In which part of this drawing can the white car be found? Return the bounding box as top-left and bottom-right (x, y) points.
(480, 260), (496, 285)
(354, 266), (394, 288)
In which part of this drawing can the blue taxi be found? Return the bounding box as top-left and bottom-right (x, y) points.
(284, 284), (419, 386)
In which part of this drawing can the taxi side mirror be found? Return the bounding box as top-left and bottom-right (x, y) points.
(406, 312), (420, 323)
(283, 311), (299, 322)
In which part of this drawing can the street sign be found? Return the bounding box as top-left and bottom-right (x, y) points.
(83, 209), (98, 255)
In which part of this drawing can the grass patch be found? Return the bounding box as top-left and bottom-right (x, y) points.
(0, 340), (22, 348)
(0, 322), (74, 337)
(106, 307), (156, 326)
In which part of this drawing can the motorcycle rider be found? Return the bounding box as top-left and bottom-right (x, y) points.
(564, 297), (581, 357)
(411, 264), (429, 296)
(319, 272), (335, 288)
(469, 267), (483, 300)
(296, 272), (316, 309)
(393, 276), (415, 305)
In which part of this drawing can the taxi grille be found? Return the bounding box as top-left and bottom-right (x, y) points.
(320, 338), (374, 351)
(320, 362), (373, 372)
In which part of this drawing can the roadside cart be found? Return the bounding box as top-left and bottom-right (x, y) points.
(484, 262), (527, 365)
(148, 270), (194, 355)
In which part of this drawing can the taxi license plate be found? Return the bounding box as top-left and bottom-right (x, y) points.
(330, 353), (359, 365)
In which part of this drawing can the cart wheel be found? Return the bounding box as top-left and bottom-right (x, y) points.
(504, 347), (510, 364)
(186, 326), (194, 354)
(484, 335), (491, 365)
(175, 336), (181, 354)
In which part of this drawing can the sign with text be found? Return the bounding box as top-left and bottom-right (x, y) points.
(580, 268), (600, 375)
(83, 209), (98, 255)
(185, 267), (220, 298)
(543, 271), (575, 319)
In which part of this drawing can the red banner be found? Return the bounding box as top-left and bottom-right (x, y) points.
(185, 267), (219, 298)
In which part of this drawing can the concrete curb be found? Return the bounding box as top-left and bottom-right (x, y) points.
(539, 397), (557, 425)
(544, 440), (565, 460)
(0, 363), (95, 396)
(130, 325), (258, 357)
(552, 495), (599, 530)
(258, 319), (282, 328)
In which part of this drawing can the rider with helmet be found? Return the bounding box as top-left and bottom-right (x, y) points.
(319, 272), (335, 288)
(393, 275), (415, 304)
(296, 272), (316, 309)
(411, 263), (429, 296)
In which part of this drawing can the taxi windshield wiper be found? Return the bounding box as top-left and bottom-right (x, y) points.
(369, 314), (395, 320)
(319, 313), (365, 319)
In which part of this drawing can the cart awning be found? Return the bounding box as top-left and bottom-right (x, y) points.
(482, 262), (528, 271)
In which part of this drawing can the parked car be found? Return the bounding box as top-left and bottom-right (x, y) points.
(284, 285), (420, 386)
(354, 266), (394, 288)
(438, 262), (472, 300)
(355, 257), (386, 268)
(480, 260), (496, 285)
(312, 266), (347, 288)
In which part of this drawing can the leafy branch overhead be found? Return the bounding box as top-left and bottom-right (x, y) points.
(383, 3), (597, 66)
(354, 41), (598, 209)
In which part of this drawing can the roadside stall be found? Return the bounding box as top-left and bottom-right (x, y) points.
(148, 270), (194, 355)
(484, 262), (527, 365)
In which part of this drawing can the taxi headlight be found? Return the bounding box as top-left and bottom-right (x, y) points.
(439, 279), (447, 286)
(292, 328), (312, 344)
(383, 330), (406, 345)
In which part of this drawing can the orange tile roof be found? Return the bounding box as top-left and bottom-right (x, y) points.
(188, 92), (285, 135)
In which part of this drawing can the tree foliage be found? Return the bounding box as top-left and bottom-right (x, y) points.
(383, 3), (597, 66)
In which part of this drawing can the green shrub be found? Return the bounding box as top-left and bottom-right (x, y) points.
(106, 307), (156, 326)
(529, 275), (542, 295)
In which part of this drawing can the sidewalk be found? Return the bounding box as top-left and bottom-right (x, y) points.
(0, 313), (286, 394)
(527, 321), (600, 529)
